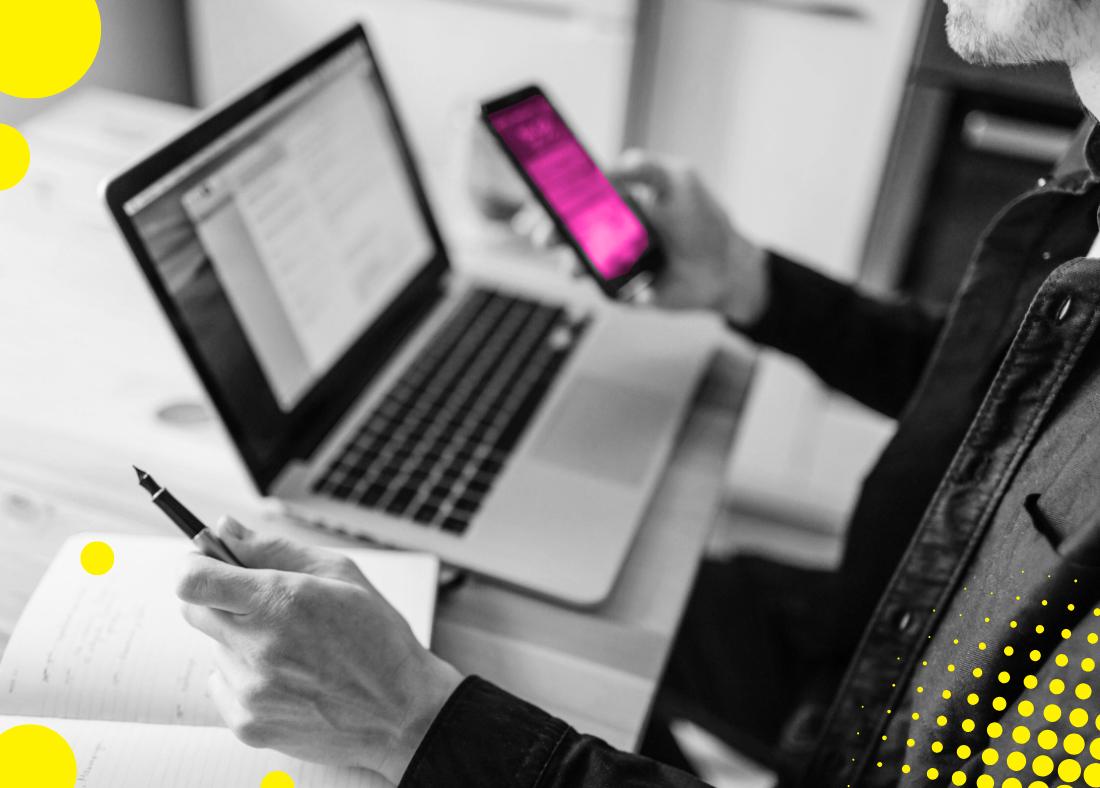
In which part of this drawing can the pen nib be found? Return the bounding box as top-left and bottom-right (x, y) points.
(133, 466), (159, 494)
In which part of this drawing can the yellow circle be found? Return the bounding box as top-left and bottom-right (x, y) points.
(975, 668), (984, 677)
(1008, 752), (1028, 772)
(1086, 762), (1100, 788)
(1020, 700), (1035, 717)
(938, 715), (948, 726)
(902, 764), (911, 773)
(1032, 650), (1043, 662)
(963, 719), (976, 732)
(968, 693), (980, 705)
(1025, 676), (1039, 689)
(0, 123), (29, 190)
(1057, 655), (1070, 667)
(1084, 658), (1095, 672)
(989, 722), (1004, 738)
(958, 745), (972, 759)
(1001, 671), (1012, 683)
(1070, 708), (1089, 728)
(1057, 759), (1081, 782)
(0, 0), (101, 98)
(0, 724), (77, 787)
(929, 768), (940, 780)
(1090, 634), (1098, 644)
(1038, 625), (1046, 634)
(1015, 726), (1032, 744)
(1091, 737), (1100, 759)
(984, 748), (999, 765)
(1063, 733), (1084, 755)
(79, 541), (114, 575)
(261, 771), (295, 788)
(1045, 705), (1062, 723)
(1032, 755), (1054, 777)
(977, 777), (994, 788)
(908, 738), (916, 747)
(933, 741), (945, 753)
(1038, 730), (1058, 750)
(1004, 780), (1022, 788)
(953, 771), (967, 786)
(1077, 684), (1092, 700)
(1025, 783), (1047, 788)
(944, 689), (953, 699)
(995, 697), (1008, 711)
(1007, 646), (1016, 655)
(1050, 679), (1065, 695)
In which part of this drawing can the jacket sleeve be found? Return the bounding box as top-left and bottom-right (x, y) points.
(399, 676), (712, 788)
(737, 253), (945, 419)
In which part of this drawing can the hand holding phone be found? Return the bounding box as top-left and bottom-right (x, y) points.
(481, 86), (664, 299)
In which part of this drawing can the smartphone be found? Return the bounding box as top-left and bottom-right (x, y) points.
(481, 85), (663, 299)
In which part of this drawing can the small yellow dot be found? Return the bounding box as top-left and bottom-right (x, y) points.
(902, 765), (911, 773)
(973, 668), (983, 677)
(933, 742), (944, 753)
(1083, 658), (1095, 672)
(1031, 754), (1053, 777)
(1006, 646), (1016, 656)
(1000, 671), (1011, 683)
(976, 776), (994, 788)
(1078, 684), (1093, 700)
(1057, 654), (1070, 667)
(1002, 779), (1021, 788)
(1037, 729), (1058, 750)
(1012, 621), (1019, 628)
(949, 664), (956, 672)
(1045, 704), (1062, 722)
(908, 739), (915, 747)
(1043, 600), (1048, 606)
(0, 125), (31, 191)
(1058, 758), (1082, 782)
(955, 639), (959, 644)
(983, 748), (999, 765)
(877, 762), (882, 767)
(967, 693), (978, 705)
(261, 773), (295, 788)
(1050, 679), (1065, 694)
(1007, 751), (1027, 771)
(1063, 629), (1073, 639)
(80, 541), (114, 575)
(1095, 609), (1100, 616)
(944, 689), (952, 699)
(1090, 634), (1098, 644)
(928, 768), (940, 780)
(913, 712), (920, 720)
(958, 745), (971, 759)
(1071, 604), (1076, 611)
(994, 697), (1008, 711)
(1037, 625), (1046, 633)
(938, 715), (948, 726)
(1014, 726), (1031, 744)
(1031, 650), (1042, 661)
(952, 770), (967, 786)
(980, 642), (987, 649)
(1064, 733), (1085, 755)
(918, 687), (924, 693)
(962, 719), (975, 732)
(1091, 737), (1100, 759)
(989, 722), (1003, 738)
(1025, 675), (1039, 689)
(1070, 708), (1089, 728)
(1020, 700), (1035, 716)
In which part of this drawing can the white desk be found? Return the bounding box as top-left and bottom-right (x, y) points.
(0, 89), (751, 750)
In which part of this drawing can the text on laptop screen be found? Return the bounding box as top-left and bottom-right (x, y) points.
(487, 95), (648, 281)
(124, 41), (434, 411)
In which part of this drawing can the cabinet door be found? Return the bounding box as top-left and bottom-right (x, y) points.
(188, 0), (638, 187)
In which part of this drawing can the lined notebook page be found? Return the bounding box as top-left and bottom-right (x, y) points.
(0, 715), (394, 787)
(0, 533), (437, 726)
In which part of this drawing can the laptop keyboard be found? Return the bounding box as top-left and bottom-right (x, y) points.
(312, 288), (588, 534)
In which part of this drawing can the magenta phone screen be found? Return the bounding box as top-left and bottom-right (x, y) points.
(488, 95), (649, 280)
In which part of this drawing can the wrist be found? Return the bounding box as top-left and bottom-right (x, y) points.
(379, 656), (464, 785)
(721, 244), (771, 327)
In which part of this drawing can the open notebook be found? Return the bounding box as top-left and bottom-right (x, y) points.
(0, 532), (440, 787)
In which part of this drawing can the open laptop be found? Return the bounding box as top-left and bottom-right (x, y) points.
(102, 24), (713, 605)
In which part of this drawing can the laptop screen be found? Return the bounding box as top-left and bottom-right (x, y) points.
(108, 27), (449, 491)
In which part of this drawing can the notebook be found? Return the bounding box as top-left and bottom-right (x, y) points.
(0, 532), (440, 787)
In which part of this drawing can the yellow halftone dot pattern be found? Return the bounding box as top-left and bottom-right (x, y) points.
(0, 0), (101, 98)
(0, 724), (76, 787)
(0, 124), (29, 190)
(261, 772), (295, 788)
(79, 541), (114, 575)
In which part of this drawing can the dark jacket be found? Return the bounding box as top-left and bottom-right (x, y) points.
(400, 126), (1100, 788)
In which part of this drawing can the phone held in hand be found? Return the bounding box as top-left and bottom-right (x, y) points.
(481, 85), (664, 300)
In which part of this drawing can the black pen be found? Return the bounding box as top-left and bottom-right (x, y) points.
(133, 466), (245, 567)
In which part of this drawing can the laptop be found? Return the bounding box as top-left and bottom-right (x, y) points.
(102, 24), (713, 605)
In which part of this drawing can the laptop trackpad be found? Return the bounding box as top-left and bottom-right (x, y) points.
(530, 377), (677, 487)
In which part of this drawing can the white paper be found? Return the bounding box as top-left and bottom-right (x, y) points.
(0, 533), (437, 727)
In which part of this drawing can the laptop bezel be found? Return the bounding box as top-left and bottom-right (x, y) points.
(102, 23), (451, 493)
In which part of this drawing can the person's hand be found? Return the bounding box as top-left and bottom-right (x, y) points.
(175, 517), (463, 785)
(608, 149), (770, 324)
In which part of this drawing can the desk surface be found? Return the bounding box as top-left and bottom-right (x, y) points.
(0, 89), (752, 750)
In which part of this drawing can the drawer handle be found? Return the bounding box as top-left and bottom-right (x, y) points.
(962, 111), (1076, 164)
